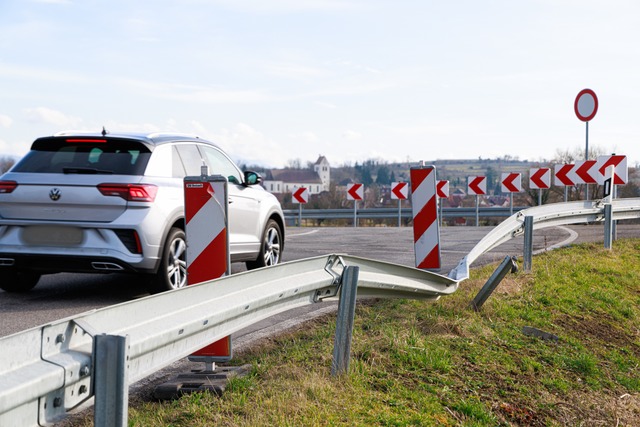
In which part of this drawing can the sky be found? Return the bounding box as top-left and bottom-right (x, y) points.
(1, 0), (640, 169)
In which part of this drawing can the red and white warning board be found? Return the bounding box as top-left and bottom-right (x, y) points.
(554, 164), (576, 186)
(467, 176), (487, 195)
(347, 183), (364, 200)
(292, 187), (309, 204)
(410, 166), (440, 270)
(184, 174), (232, 361)
(501, 173), (522, 193)
(391, 182), (408, 200)
(595, 154), (627, 185)
(437, 180), (449, 198)
(529, 168), (551, 189)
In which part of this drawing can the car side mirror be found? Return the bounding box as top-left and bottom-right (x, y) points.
(244, 171), (262, 186)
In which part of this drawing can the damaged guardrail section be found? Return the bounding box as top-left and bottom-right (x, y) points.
(0, 254), (457, 426)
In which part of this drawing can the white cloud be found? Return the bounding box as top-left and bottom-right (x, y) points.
(120, 79), (274, 104)
(208, 0), (366, 13)
(289, 131), (320, 143)
(24, 107), (82, 128)
(342, 130), (361, 140)
(264, 62), (329, 81)
(0, 114), (12, 128)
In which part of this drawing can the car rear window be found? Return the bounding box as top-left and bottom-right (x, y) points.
(12, 137), (152, 175)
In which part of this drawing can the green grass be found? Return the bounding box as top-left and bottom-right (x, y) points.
(69, 240), (640, 426)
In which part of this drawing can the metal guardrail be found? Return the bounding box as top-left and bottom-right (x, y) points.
(0, 254), (457, 426)
(448, 197), (640, 281)
(284, 206), (522, 221)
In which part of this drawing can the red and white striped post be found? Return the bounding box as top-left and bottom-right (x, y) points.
(184, 171), (232, 367)
(410, 166), (440, 270)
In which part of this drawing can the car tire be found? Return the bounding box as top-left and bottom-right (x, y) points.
(148, 227), (187, 293)
(0, 270), (41, 292)
(246, 219), (283, 270)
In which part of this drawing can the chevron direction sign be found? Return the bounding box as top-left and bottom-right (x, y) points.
(574, 160), (598, 184)
(554, 164), (576, 186)
(529, 168), (551, 189)
(501, 172), (522, 193)
(595, 155), (627, 185)
(347, 183), (364, 200)
(292, 187), (309, 204)
(467, 176), (486, 195)
(390, 182), (409, 200)
(437, 180), (449, 198)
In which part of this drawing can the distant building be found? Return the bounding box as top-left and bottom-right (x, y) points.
(263, 155), (330, 195)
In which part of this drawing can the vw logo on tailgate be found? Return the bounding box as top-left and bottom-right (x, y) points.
(49, 188), (61, 201)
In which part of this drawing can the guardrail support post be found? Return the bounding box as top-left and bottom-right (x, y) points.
(94, 334), (129, 427)
(331, 266), (359, 376)
(523, 215), (533, 272)
(470, 256), (517, 311)
(604, 203), (613, 250)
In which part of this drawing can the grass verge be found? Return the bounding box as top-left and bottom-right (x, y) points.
(72, 240), (640, 426)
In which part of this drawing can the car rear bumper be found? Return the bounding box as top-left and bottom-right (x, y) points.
(0, 253), (155, 274)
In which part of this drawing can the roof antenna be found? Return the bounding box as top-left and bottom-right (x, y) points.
(101, 126), (108, 136)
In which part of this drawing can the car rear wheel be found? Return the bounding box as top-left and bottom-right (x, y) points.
(148, 227), (187, 293)
(0, 270), (41, 292)
(246, 219), (282, 270)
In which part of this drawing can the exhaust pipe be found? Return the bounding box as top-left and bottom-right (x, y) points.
(91, 262), (125, 271)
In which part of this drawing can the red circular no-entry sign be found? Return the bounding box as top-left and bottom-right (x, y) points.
(574, 88), (598, 122)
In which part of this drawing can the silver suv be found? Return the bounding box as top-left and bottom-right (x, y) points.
(0, 131), (285, 293)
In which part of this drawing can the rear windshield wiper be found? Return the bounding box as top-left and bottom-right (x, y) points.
(63, 167), (113, 175)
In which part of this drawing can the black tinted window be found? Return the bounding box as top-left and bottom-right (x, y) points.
(12, 137), (151, 175)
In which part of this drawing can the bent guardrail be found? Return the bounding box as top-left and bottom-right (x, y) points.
(449, 197), (640, 281)
(0, 254), (457, 426)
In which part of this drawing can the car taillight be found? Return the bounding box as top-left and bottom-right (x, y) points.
(97, 183), (158, 202)
(0, 181), (17, 194)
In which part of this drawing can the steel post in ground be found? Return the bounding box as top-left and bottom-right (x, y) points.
(604, 203), (613, 250)
(94, 334), (129, 427)
(523, 215), (533, 272)
(613, 184), (617, 241)
(398, 200), (402, 227)
(475, 195), (479, 227)
(331, 266), (359, 376)
(353, 201), (357, 228)
(538, 189), (542, 206)
(470, 256), (517, 311)
(298, 204), (302, 227)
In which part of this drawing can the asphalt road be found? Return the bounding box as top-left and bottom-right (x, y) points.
(2, 223), (639, 339)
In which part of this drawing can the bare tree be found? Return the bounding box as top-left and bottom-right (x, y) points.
(0, 156), (15, 174)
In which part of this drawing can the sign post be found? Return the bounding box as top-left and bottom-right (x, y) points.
(292, 187), (309, 226)
(467, 176), (486, 226)
(500, 172), (522, 215)
(436, 180), (449, 226)
(554, 164), (576, 202)
(346, 183), (364, 227)
(574, 88), (599, 200)
(529, 168), (550, 206)
(390, 182), (408, 227)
